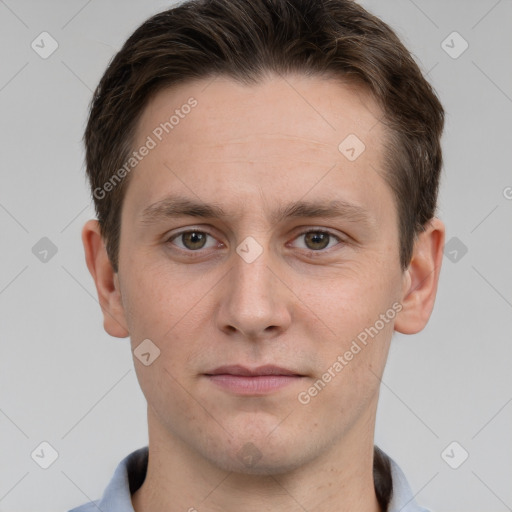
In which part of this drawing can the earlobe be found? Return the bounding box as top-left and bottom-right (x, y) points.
(82, 219), (130, 338)
(394, 217), (445, 335)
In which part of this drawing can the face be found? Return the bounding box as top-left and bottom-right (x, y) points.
(114, 74), (408, 474)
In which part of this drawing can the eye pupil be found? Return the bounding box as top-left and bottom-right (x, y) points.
(183, 231), (207, 250)
(305, 232), (330, 250)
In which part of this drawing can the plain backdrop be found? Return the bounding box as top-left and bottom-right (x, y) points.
(0, 1), (511, 511)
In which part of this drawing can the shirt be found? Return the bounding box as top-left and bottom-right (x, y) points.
(68, 446), (431, 512)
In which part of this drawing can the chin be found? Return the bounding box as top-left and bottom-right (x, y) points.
(219, 453), (308, 476)
(204, 437), (314, 476)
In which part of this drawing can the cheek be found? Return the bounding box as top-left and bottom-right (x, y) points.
(299, 318), (393, 425)
(296, 265), (399, 396)
(121, 260), (196, 336)
(122, 263), (215, 382)
(297, 265), (396, 335)
(131, 327), (200, 414)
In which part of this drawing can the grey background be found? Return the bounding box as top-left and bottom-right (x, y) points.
(0, 0), (511, 511)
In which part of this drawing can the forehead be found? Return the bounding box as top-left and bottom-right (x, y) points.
(124, 73), (393, 226)
(137, 73), (384, 156)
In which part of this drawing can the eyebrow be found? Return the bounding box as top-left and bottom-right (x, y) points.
(140, 195), (374, 227)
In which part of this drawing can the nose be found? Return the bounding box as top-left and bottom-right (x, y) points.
(216, 242), (292, 342)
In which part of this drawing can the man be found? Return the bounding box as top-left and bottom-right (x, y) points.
(74, 0), (445, 510)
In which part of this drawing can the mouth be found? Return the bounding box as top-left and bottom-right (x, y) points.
(204, 365), (305, 395)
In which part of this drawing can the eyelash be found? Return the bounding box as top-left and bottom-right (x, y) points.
(165, 228), (345, 254)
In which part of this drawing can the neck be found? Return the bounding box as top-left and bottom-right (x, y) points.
(132, 408), (382, 512)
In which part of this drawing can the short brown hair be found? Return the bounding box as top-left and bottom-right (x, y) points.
(84, 0), (444, 272)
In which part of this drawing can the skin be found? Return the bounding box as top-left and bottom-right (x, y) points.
(83, 73), (445, 512)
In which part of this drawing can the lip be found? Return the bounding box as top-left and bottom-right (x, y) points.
(204, 365), (304, 395)
(205, 365), (301, 377)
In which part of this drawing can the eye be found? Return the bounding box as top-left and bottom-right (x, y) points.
(166, 228), (344, 254)
(167, 230), (219, 251)
(291, 230), (342, 251)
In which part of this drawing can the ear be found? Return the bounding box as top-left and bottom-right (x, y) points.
(394, 217), (445, 335)
(82, 219), (129, 338)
